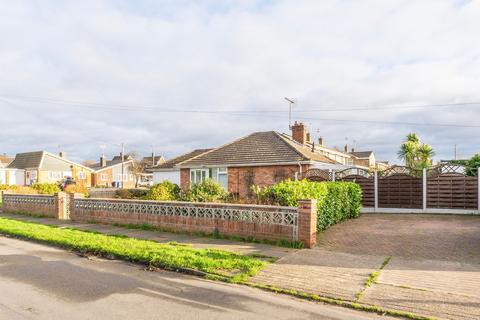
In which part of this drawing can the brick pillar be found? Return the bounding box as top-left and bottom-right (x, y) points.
(55, 192), (67, 220)
(298, 199), (317, 248)
(67, 192), (84, 220)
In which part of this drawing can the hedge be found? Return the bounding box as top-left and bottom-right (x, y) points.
(253, 179), (362, 231)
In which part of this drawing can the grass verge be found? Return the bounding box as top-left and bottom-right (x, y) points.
(0, 217), (266, 282)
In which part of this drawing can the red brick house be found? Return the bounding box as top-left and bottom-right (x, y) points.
(177, 126), (341, 200)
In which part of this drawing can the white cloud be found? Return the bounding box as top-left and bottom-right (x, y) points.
(0, 0), (479, 163)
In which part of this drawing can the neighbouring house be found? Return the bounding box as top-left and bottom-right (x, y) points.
(88, 153), (135, 188)
(150, 149), (212, 185)
(142, 154), (166, 169)
(349, 150), (376, 168)
(0, 154), (14, 168)
(7, 151), (93, 186)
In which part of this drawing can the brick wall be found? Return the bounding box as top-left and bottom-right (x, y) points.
(2, 193), (319, 247)
(2, 193), (58, 218)
(70, 198), (301, 242)
(228, 165), (310, 200)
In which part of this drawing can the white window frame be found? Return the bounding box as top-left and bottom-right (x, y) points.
(48, 171), (62, 180)
(101, 173), (108, 181)
(190, 169), (208, 185)
(216, 167), (228, 190)
(78, 172), (86, 180)
(123, 173), (129, 181)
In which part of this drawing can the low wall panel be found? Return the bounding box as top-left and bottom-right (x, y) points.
(2, 194), (57, 218)
(71, 198), (298, 242)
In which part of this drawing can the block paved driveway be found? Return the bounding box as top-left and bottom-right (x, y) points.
(252, 214), (480, 320)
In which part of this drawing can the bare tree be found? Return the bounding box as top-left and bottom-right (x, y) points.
(127, 152), (148, 188)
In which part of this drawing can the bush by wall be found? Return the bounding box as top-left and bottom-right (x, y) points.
(31, 183), (60, 195)
(146, 181), (180, 201)
(64, 184), (89, 197)
(253, 179), (362, 231)
(182, 179), (229, 203)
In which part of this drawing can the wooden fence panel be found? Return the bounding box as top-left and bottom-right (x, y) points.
(427, 174), (478, 209)
(378, 174), (423, 208)
(339, 175), (374, 207)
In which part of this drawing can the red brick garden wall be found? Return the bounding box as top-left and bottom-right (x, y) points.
(1, 193), (58, 218)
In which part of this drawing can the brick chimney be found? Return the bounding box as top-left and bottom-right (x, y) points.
(292, 121), (308, 145)
(59, 151), (67, 159)
(351, 147), (355, 153)
(318, 137), (324, 146)
(100, 155), (107, 167)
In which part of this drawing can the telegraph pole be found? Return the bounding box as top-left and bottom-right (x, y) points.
(121, 143), (125, 189)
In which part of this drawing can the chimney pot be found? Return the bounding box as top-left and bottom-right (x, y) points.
(291, 122), (308, 145)
(319, 137), (324, 146)
(59, 151), (67, 159)
(100, 155), (107, 167)
(344, 144), (348, 153)
(306, 132), (311, 143)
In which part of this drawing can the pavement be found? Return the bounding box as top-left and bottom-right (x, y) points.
(0, 236), (394, 320)
(2, 212), (480, 319)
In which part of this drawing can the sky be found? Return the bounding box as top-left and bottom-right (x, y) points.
(0, 0), (479, 164)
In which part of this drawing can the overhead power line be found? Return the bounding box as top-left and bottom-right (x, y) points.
(1, 93), (480, 113)
(1, 94), (480, 128)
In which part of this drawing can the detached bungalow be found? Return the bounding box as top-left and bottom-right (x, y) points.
(177, 130), (339, 200)
(7, 151), (93, 186)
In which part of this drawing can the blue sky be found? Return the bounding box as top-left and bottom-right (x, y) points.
(0, 0), (479, 163)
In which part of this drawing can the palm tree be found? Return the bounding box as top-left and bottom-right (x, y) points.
(397, 133), (434, 169)
(397, 141), (417, 168)
(416, 144), (435, 169)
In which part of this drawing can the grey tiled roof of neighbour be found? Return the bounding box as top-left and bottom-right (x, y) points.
(179, 131), (336, 168)
(7, 151), (44, 169)
(350, 151), (373, 158)
(151, 149), (212, 170)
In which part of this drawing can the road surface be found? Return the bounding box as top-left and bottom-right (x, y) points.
(0, 236), (393, 320)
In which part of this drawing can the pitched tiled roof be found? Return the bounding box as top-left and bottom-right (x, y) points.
(179, 131), (336, 168)
(0, 154), (14, 166)
(142, 155), (165, 166)
(151, 149), (212, 170)
(350, 151), (373, 158)
(8, 151), (44, 169)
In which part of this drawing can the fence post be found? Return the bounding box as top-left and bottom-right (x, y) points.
(374, 171), (378, 212)
(331, 170), (336, 181)
(422, 168), (427, 212)
(298, 199), (317, 248)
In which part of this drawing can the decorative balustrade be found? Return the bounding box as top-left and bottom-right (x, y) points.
(2, 194), (55, 206)
(73, 198), (298, 227)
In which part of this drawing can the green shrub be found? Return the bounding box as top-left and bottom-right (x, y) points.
(146, 182), (180, 201)
(0, 184), (17, 191)
(182, 179), (229, 203)
(31, 183), (60, 195)
(253, 179), (362, 231)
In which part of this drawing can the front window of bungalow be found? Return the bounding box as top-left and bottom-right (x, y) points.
(190, 168), (228, 190)
(123, 173), (129, 181)
(78, 172), (86, 180)
(101, 174), (108, 181)
(48, 171), (62, 180)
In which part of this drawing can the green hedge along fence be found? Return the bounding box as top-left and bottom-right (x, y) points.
(253, 179), (362, 231)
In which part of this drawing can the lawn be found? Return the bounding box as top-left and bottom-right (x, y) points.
(0, 217), (267, 281)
